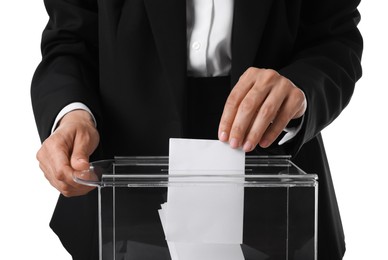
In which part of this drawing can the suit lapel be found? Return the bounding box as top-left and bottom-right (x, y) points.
(144, 0), (187, 125)
(144, 0), (187, 93)
(231, 0), (274, 85)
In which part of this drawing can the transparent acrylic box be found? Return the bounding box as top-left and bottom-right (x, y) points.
(74, 156), (318, 260)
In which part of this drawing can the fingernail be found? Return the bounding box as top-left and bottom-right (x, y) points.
(230, 138), (240, 149)
(219, 131), (228, 142)
(243, 141), (253, 152)
(77, 158), (88, 164)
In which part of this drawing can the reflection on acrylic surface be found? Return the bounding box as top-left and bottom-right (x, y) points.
(101, 185), (315, 260)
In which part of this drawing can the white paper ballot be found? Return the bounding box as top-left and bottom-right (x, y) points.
(168, 138), (245, 172)
(159, 203), (245, 260)
(160, 138), (245, 260)
(166, 138), (245, 244)
(165, 184), (244, 243)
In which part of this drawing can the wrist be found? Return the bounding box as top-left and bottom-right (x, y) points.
(59, 110), (96, 128)
(51, 103), (97, 134)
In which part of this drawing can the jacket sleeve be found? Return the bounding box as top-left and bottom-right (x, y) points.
(31, 0), (100, 142)
(278, 0), (363, 156)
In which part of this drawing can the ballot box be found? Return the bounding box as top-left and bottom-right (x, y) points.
(74, 155), (318, 260)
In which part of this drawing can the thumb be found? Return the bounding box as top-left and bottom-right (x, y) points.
(70, 136), (94, 171)
(58, 109), (100, 172)
(71, 154), (90, 171)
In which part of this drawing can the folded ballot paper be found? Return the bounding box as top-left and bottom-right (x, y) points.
(158, 138), (245, 260)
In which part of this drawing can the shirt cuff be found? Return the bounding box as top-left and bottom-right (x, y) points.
(278, 115), (304, 145)
(51, 102), (97, 133)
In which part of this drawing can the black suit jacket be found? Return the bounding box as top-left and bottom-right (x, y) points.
(31, 0), (363, 259)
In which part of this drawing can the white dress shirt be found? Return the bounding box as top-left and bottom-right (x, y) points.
(52, 0), (302, 144)
(186, 0), (234, 77)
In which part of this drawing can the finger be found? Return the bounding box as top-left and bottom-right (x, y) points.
(70, 128), (99, 171)
(219, 87), (250, 142)
(52, 149), (83, 192)
(57, 181), (95, 197)
(37, 143), (67, 186)
(228, 83), (270, 148)
(71, 135), (90, 171)
(55, 155), (96, 197)
(48, 161), (94, 197)
(71, 155), (90, 172)
(218, 68), (262, 143)
(39, 150), (80, 195)
(258, 108), (291, 149)
(39, 159), (56, 188)
(291, 87), (307, 119)
(39, 136), (84, 194)
(242, 90), (286, 151)
(259, 93), (306, 148)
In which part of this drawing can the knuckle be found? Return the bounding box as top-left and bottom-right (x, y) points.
(259, 103), (276, 120)
(54, 170), (66, 182)
(220, 117), (233, 129)
(241, 67), (258, 80)
(231, 125), (245, 137)
(42, 135), (56, 146)
(276, 116), (290, 128)
(251, 85), (268, 98)
(246, 67), (258, 75)
(292, 88), (305, 103)
(59, 184), (73, 197)
(265, 68), (279, 78)
(36, 148), (44, 161)
(240, 97), (256, 113)
(61, 190), (72, 198)
(225, 94), (240, 109)
(42, 136), (64, 153)
(279, 78), (291, 90)
(247, 130), (262, 144)
(260, 71), (277, 86)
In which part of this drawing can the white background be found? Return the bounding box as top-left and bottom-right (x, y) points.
(0, 1), (386, 259)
